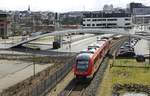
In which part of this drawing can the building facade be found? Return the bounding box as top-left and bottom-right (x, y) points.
(129, 2), (150, 24)
(0, 13), (7, 39)
(132, 15), (150, 24)
(133, 7), (150, 15)
(129, 2), (144, 14)
(82, 12), (132, 28)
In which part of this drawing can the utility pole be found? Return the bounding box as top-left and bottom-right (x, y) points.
(53, 12), (61, 49)
(148, 40), (150, 65)
(69, 34), (72, 55)
(112, 52), (116, 67)
(30, 14), (36, 76)
(129, 34), (131, 48)
(32, 15), (35, 33)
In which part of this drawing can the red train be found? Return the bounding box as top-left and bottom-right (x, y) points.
(73, 39), (111, 78)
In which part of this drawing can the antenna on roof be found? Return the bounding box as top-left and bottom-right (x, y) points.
(83, 5), (85, 11)
(28, 5), (30, 11)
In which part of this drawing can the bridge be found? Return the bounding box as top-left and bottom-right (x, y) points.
(1, 28), (150, 49)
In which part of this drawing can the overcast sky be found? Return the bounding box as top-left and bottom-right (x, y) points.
(0, 0), (150, 12)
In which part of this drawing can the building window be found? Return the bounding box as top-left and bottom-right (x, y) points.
(125, 23), (130, 25)
(96, 24), (106, 26)
(107, 23), (117, 26)
(102, 19), (106, 21)
(92, 19), (97, 21)
(90, 19), (107, 21)
(92, 24), (95, 26)
(83, 19), (85, 21)
(87, 24), (91, 26)
(98, 19), (106, 21)
(107, 19), (117, 21)
(125, 18), (130, 21)
(102, 23), (106, 26)
(83, 24), (85, 26)
(96, 24), (102, 26)
(87, 19), (91, 21)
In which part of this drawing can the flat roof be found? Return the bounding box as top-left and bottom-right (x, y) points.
(83, 12), (131, 18)
(134, 14), (150, 17)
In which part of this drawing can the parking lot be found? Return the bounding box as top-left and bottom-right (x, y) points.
(117, 37), (139, 57)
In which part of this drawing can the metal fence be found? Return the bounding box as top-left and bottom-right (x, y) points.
(0, 60), (73, 96)
(31, 63), (72, 96)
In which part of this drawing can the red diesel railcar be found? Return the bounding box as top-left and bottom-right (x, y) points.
(73, 39), (110, 78)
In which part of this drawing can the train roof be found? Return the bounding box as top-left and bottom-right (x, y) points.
(90, 43), (101, 47)
(88, 41), (105, 49)
(76, 53), (93, 60)
(88, 44), (99, 49)
(80, 48), (95, 54)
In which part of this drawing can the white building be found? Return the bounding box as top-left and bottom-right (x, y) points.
(82, 12), (132, 28)
(132, 14), (150, 24)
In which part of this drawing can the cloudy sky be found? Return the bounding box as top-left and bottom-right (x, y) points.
(0, 0), (150, 12)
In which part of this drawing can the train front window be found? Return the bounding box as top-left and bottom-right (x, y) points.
(76, 60), (89, 72)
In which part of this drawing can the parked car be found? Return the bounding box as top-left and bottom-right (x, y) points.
(117, 51), (135, 57)
(136, 55), (145, 62)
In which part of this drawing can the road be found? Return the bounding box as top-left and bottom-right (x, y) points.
(0, 34), (94, 55)
(52, 35), (98, 53)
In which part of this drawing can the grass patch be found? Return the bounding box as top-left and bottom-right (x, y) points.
(97, 59), (150, 96)
(111, 67), (150, 85)
(113, 59), (150, 67)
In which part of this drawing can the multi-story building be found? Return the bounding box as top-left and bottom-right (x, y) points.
(82, 12), (132, 28)
(132, 15), (150, 24)
(129, 2), (150, 24)
(129, 2), (144, 14)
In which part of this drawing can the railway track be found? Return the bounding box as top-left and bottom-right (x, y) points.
(59, 37), (128, 96)
(59, 79), (89, 96)
(65, 83), (86, 96)
(109, 36), (128, 54)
